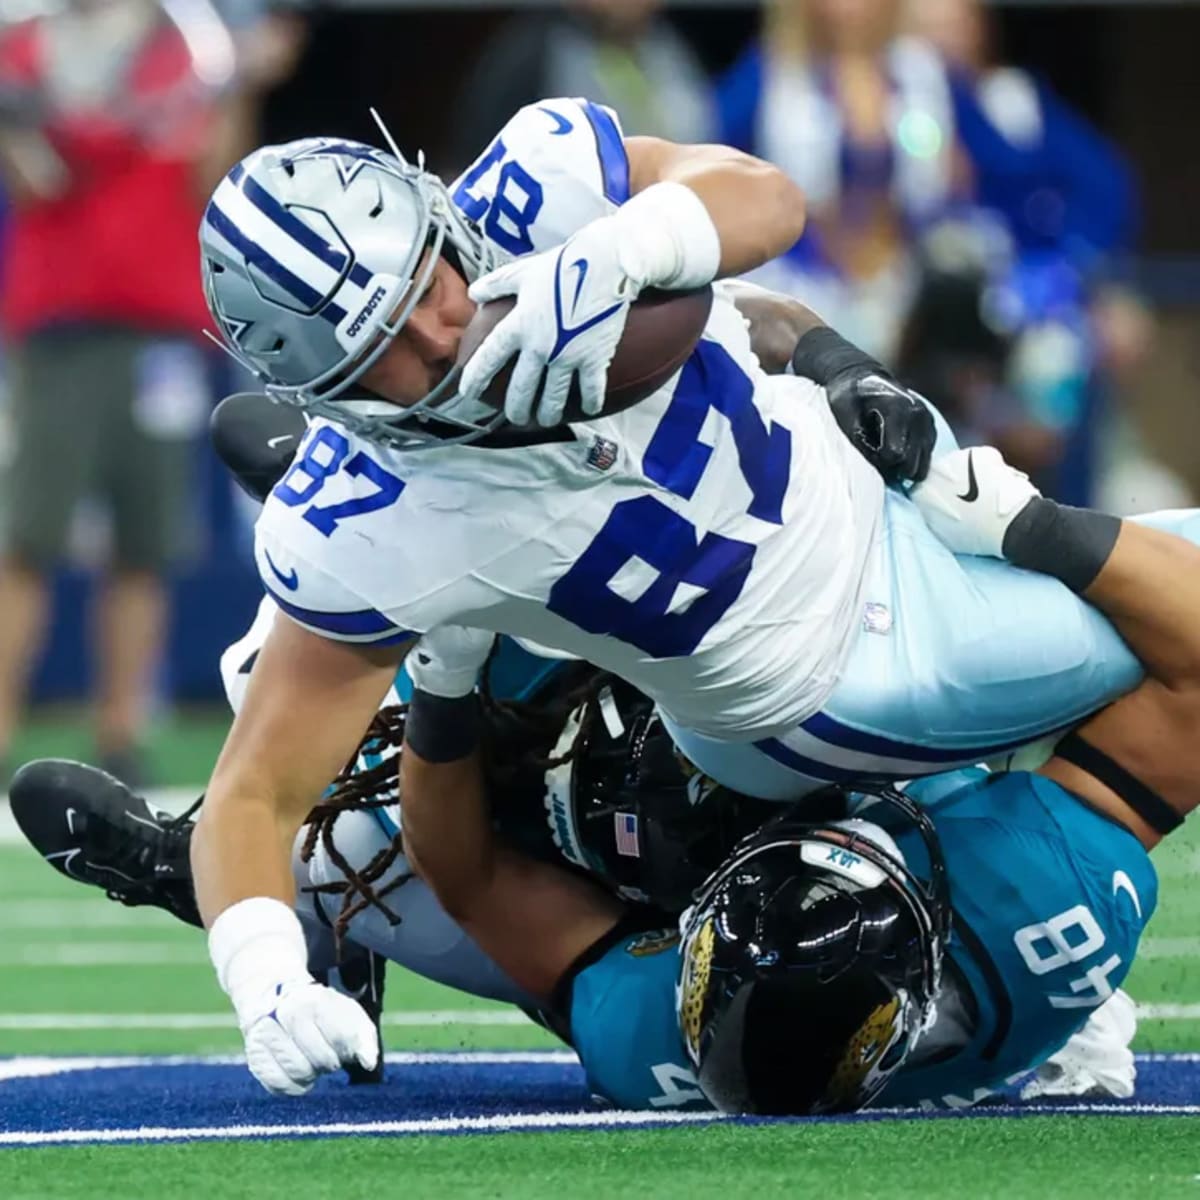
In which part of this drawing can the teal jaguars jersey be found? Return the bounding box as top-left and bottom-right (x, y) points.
(564, 767), (1158, 1111)
(873, 767), (1157, 1108)
(567, 927), (708, 1111)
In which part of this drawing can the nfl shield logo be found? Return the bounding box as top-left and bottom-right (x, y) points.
(863, 602), (892, 635)
(586, 436), (619, 472)
(614, 812), (640, 857)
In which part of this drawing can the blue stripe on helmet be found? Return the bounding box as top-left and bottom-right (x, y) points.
(240, 172), (375, 291)
(800, 712), (1040, 766)
(581, 101), (630, 205)
(205, 200), (347, 325)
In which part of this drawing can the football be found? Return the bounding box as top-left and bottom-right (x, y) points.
(456, 285), (714, 422)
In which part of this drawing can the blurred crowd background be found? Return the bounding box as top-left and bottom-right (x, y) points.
(0, 0), (1197, 788)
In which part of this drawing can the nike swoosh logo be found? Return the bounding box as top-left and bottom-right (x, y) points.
(264, 550), (299, 592)
(539, 106), (574, 136)
(46, 848), (82, 879)
(1112, 870), (1143, 919)
(46, 848), (137, 883)
(267, 434), (295, 449)
(550, 249), (623, 363)
(569, 258), (589, 316)
(958, 449), (980, 503)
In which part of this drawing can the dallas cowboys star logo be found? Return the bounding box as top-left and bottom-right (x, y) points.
(283, 140), (397, 190)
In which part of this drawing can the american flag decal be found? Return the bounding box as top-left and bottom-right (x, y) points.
(614, 812), (640, 858)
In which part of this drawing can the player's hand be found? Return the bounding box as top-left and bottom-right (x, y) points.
(407, 625), (495, 699)
(912, 446), (1040, 558)
(827, 373), (937, 485)
(459, 224), (638, 428)
(237, 977), (380, 1097)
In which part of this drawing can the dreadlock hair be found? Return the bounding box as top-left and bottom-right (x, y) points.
(300, 647), (614, 957)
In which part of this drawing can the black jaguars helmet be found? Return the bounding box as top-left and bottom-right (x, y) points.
(541, 677), (798, 912)
(677, 787), (951, 1115)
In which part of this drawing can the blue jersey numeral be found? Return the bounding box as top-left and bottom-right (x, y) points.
(273, 425), (347, 506)
(452, 137), (544, 257)
(272, 426), (405, 537)
(548, 495), (755, 658)
(644, 343), (791, 524)
(547, 343), (791, 658)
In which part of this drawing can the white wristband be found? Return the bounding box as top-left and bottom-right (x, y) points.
(208, 896), (311, 1002)
(612, 181), (722, 291)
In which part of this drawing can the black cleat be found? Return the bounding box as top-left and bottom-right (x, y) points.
(12, 757), (389, 1085)
(316, 946), (388, 1085)
(9, 759), (202, 928)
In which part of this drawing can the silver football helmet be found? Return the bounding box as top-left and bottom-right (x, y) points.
(200, 134), (502, 448)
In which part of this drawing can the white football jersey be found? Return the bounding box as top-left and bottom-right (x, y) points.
(252, 96), (885, 741)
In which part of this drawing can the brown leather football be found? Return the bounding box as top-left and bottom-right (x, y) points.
(456, 285), (714, 423)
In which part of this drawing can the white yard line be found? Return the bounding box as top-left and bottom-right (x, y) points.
(21, 924), (1198, 968)
(0, 1108), (723, 1147)
(0, 1010), (534, 1031)
(4, 901), (172, 929)
(1136, 1003), (1200, 1019)
(0, 943), (209, 967)
(0, 1050), (578, 1083)
(1138, 937), (1200, 960)
(10, 1005), (1200, 1035)
(0, 791), (197, 846)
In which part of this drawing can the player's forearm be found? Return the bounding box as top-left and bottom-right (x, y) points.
(724, 280), (826, 374)
(627, 137), (806, 277)
(401, 688), (622, 1002)
(1082, 522), (1200, 689)
(400, 740), (496, 918)
(1003, 503), (1200, 689)
(190, 792), (299, 927)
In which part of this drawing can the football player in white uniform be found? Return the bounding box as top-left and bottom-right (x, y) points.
(191, 99), (1200, 1084)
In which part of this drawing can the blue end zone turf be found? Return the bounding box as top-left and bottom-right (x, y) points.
(3, 1053), (1200, 1146)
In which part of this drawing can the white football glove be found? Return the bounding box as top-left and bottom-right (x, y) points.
(209, 896), (379, 1096)
(911, 446), (1040, 559)
(1020, 989), (1137, 1101)
(458, 181), (721, 428)
(238, 977), (381, 1097)
(406, 625), (496, 699)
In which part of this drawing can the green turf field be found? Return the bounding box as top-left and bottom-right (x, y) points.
(6, 1118), (1200, 1200)
(5, 707), (229, 794)
(2, 713), (1199, 1196)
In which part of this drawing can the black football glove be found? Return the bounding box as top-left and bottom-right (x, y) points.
(790, 326), (938, 485)
(826, 372), (937, 486)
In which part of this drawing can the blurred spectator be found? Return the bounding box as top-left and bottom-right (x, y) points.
(907, 0), (1182, 511)
(905, 0), (1151, 383)
(717, 0), (960, 362)
(895, 217), (1093, 492)
(0, 0), (291, 785)
(906, 0), (1137, 265)
(211, 0), (307, 169)
(447, 0), (715, 173)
